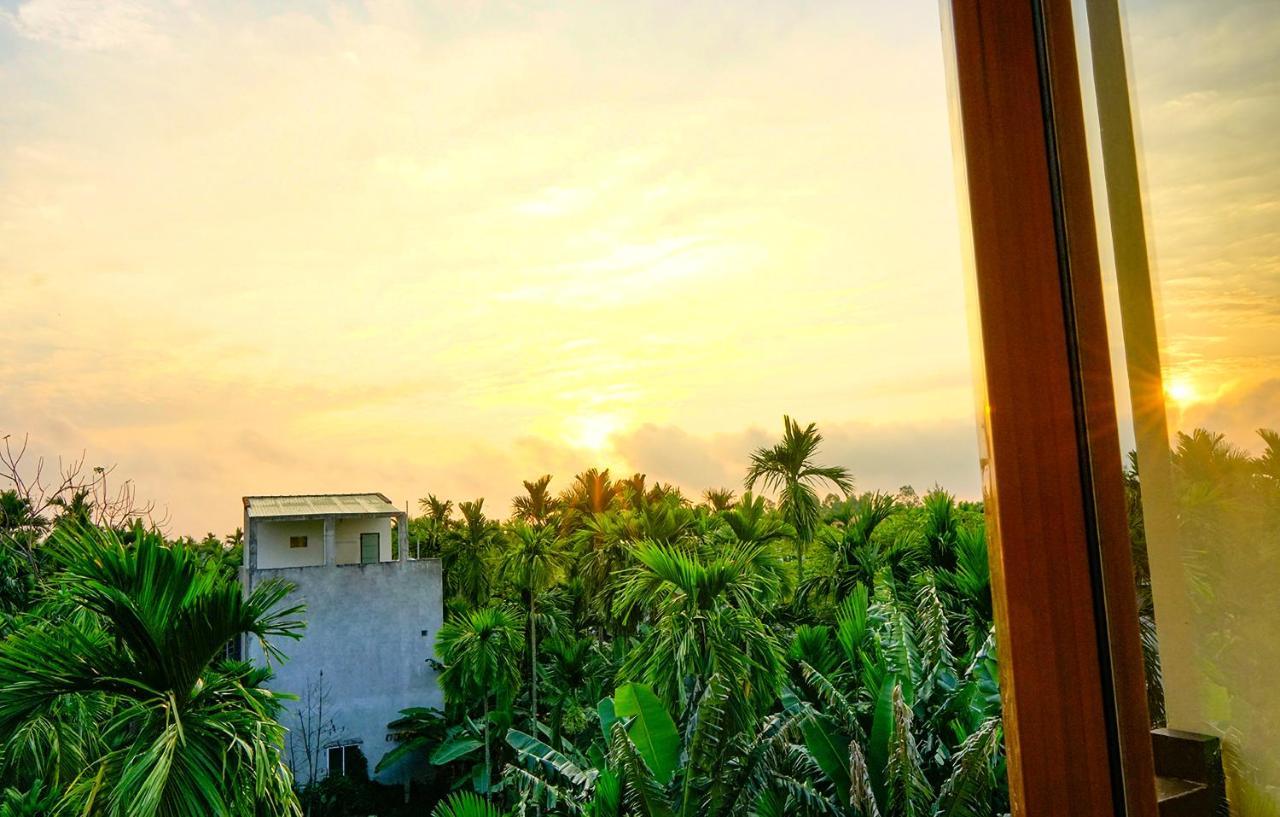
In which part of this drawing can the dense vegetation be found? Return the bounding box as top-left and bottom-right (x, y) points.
(3, 419), (1269, 815)
(393, 418), (1005, 817)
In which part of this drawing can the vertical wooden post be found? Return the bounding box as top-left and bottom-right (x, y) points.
(941, 0), (1157, 813)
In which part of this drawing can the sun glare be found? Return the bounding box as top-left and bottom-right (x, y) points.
(564, 413), (622, 452)
(1166, 377), (1198, 408)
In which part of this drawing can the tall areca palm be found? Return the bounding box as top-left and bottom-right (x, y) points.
(720, 491), (793, 548)
(445, 500), (499, 606)
(49, 489), (93, 530)
(498, 523), (566, 736)
(560, 469), (622, 524)
(701, 488), (737, 512)
(745, 417), (853, 581)
(800, 492), (903, 607)
(416, 495), (456, 559)
(512, 476), (559, 527)
(612, 540), (786, 715)
(436, 604), (524, 801)
(0, 524), (304, 816)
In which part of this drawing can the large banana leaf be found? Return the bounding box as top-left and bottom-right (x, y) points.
(613, 683), (679, 787)
(867, 675), (898, 812)
(598, 696), (618, 746)
(432, 734), (484, 765)
(506, 729), (596, 790)
(800, 714), (851, 804)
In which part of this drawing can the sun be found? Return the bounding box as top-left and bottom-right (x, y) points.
(1165, 377), (1198, 408)
(564, 413), (622, 452)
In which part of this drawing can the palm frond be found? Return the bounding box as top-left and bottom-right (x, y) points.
(935, 717), (1003, 817)
(885, 684), (933, 817)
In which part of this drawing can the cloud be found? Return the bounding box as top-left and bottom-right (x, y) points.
(1181, 378), (1280, 453)
(612, 420), (982, 500)
(2, 0), (165, 51)
(0, 0), (1030, 535)
(613, 424), (740, 490)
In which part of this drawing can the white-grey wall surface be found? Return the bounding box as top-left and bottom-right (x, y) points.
(254, 519), (326, 569)
(243, 558), (444, 784)
(335, 516), (392, 565)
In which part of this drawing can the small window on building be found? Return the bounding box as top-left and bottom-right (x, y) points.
(326, 743), (366, 778)
(360, 532), (379, 564)
(289, 535), (308, 548)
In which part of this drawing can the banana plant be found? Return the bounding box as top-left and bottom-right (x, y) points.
(785, 573), (1007, 817)
(504, 679), (812, 817)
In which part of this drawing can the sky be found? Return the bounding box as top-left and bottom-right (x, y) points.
(0, 0), (983, 535)
(1116, 0), (1280, 447)
(0, 0), (1274, 536)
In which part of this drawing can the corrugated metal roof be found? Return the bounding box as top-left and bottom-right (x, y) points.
(244, 493), (399, 518)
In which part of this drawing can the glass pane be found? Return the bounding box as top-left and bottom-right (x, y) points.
(1078, 0), (1280, 812)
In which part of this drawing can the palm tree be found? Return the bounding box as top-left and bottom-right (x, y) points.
(921, 489), (960, 571)
(621, 473), (649, 509)
(0, 523), (304, 816)
(498, 523), (566, 737)
(799, 491), (902, 607)
(745, 417), (853, 580)
(432, 790), (507, 817)
(445, 500), (499, 605)
(702, 488), (737, 512)
(612, 540), (786, 715)
(720, 491), (793, 548)
(1258, 428), (1280, 481)
(540, 635), (606, 748)
(420, 494), (455, 524)
(436, 604), (523, 801)
(560, 469), (622, 523)
(512, 476), (558, 526)
(0, 492), (48, 558)
(414, 494), (455, 559)
(49, 489), (93, 530)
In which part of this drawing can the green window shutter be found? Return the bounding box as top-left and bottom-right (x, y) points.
(360, 532), (379, 564)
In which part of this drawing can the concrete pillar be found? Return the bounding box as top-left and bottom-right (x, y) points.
(246, 516), (257, 572)
(397, 512), (408, 562)
(323, 516), (336, 566)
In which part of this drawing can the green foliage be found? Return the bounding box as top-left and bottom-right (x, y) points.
(745, 416), (854, 577)
(612, 683), (679, 787)
(395, 418), (1014, 816)
(1, 419), (1018, 816)
(0, 524), (304, 816)
(434, 790), (509, 817)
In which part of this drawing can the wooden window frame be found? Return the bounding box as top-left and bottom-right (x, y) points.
(942, 0), (1157, 814)
(289, 535), (308, 549)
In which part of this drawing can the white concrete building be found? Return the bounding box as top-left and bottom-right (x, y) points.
(241, 493), (443, 786)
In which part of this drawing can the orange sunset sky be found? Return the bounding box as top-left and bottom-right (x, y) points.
(2, 0), (1275, 535)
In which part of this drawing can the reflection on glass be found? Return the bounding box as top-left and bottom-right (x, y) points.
(1081, 0), (1280, 812)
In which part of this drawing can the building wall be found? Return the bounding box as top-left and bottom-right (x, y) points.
(335, 516), (392, 564)
(243, 559), (444, 784)
(254, 519), (325, 569)
(253, 516), (394, 569)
